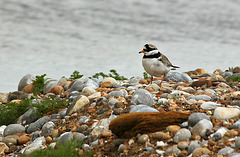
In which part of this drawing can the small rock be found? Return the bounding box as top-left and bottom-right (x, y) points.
(188, 112), (210, 127)
(66, 95), (90, 115)
(18, 135), (30, 145)
(45, 136), (53, 144)
(192, 148), (210, 157)
(118, 144), (128, 153)
(77, 116), (90, 124)
(235, 137), (240, 148)
(18, 74), (35, 91)
(98, 132), (112, 139)
(27, 116), (50, 134)
(131, 89), (154, 106)
(201, 102), (221, 110)
(20, 136), (46, 155)
(47, 85), (64, 95)
(191, 119), (213, 139)
(43, 79), (58, 94)
(82, 87), (96, 96)
(101, 77), (117, 88)
(156, 149), (165, 155)
(218, 147), (234, 155)
(8, 91), (28, 101)
(130, 104), (159, 113)
(22, 83), (34, 93)
(17, 107), (39, 125)
(156, 141), (167, 147)
(214, 107), (240, 120)
(138, 134), (149, 143)
(194, 95), (211, 101)
(58, 132), (74, 146)
(191, 79), (212, 88)
(165, 72), (192, 82)
(108, 98), (118, 109)
(232, 91), (240, 97)
(188, 141), (201, 154)
(173, 128), (191, 143)
(0, 142), (9, 154)
(69, 79), (86, 93)
(166, 125), (181, 136)
(0, 93), (8, 103)
(106, 90), (127, 99)
(150, 131), (171, 141)
(3, 124), (25, 137)
(165, 146), (181, 156)
(41, 121), (55, 136)
(30, 131), (41, 143)
(210, 127), (228, 141)
(177, 141), (189, 150)
(229, 153), (240, 157)
(2, 135), (19, 146)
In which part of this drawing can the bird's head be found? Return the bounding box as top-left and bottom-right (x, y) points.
(139, 44), (158, 54)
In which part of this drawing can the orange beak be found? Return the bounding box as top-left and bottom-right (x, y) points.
(139, 50), (145, 53)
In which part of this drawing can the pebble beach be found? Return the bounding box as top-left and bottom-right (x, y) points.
(1, 67), (240, 156)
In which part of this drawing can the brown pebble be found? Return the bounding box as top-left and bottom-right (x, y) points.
(46, 136), (53, 144)
(150, 131), (171, 141)
(191, 133), (201, 141)
(18, 135), (30, 145)
(191, 79), (212, 88)
(208, 138), (217, 146)
(98, 132), (112, 139)
(47, 85), (64, 95)
(22, 83), (34, 93)
(192, 148), (210, 157)
(166, 125), (181, 137)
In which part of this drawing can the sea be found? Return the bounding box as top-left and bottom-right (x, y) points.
(0, 0), (239, 92)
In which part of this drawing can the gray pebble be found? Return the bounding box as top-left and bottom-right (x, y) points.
(2, 135), (19, 146)
(3, 124), (25, 137)
(30, 131), (41, 143)
(200, 102), (221, 110)
(191, 119), (213, 139)
(58, 132), (74, 146)
(106, 90), (127, 99)
(188, 141), (201, 154)
(8, 91), (28, 101)
(108, 98), (118, 109)
(218, 147), (234, 155)
(43, 79), (58, 94)
(165, 71), (192, 82)
(77, 116), (90, 124)
(18, 74), (35, 91)
(17, 107), (39, 125)
(165, 146), (181, 156)
(20, 136), (46, 155)
(229, 153), (240, 157)
(41, 121), (54, 136)
(27, 116), (50, 134)
(188, 112), (210, 127)
(131, 89), (154, 106)
(173, 128), (191, 143)
(130, 104), (159, 113)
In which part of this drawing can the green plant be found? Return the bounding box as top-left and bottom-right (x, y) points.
(70, 71), (83, 80)
(32, 74), (47, 96)
(226, 76), (240, 82)
(92, 69), (127, 80)
(32, 96), (68, 117)
(0, 99), (31, 125)
(143, 72), (151, 79)
(24, 138), (93, 157)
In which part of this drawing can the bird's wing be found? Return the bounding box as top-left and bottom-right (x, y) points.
(159, 54), (179, 69)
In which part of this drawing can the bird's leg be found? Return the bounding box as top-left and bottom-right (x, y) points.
(158, 73), (166, 87)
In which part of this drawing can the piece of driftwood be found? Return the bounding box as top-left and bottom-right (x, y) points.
(109, 111), (190, 138)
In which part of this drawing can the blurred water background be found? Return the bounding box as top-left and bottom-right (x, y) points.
(0, 0), (239, 92)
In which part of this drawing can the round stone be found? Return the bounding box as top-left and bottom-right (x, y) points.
(101, 77), (117, 88)
(26, 116), (50, 134)
(188, 141), (201, 154)
(82, 87), (96, 96)
(41, 121), (55, 136)
(131, 89), (154, 106)
(201, 102), (221, 110)
(192, 148), (210, 157)
(3, 124), (25, 137)
(18, 135), (30, 145)
(173, 128), (191, 143)
(138, 134), (149, 143)
(165, 146), (181, 156)
(188, 112), (210, 127)
(191, 119), (213, 139)
(218, 147), (234, 155)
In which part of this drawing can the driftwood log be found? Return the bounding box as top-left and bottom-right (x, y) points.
(109, 111), (190, 138)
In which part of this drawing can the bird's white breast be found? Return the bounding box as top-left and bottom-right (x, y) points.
(142, 58), (170, 77)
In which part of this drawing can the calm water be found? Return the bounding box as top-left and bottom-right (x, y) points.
(0, 0), (240, 92)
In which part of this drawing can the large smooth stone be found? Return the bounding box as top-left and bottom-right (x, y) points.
(214, 107), (240, 120)
(3, 124), (25, 137)
(27, 116), (50, 134)
(18, 74), (35, 91)
(188, 112), (210, 127)
(191, 119), (213, 139)
(66, 95), (90, 115)
(130, 104), (159, 113)
(20, 136), (46, 155)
